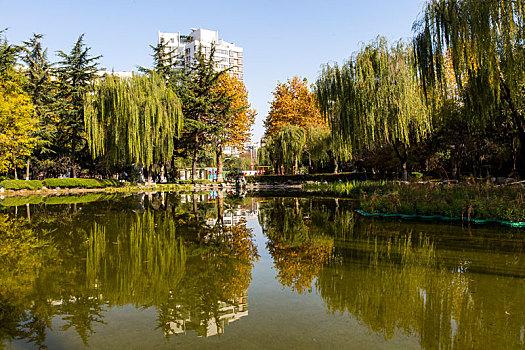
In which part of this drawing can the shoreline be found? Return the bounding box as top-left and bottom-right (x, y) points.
(0, 182), (303, 199)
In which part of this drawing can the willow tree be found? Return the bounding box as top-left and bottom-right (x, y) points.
(84, 73), (183, 182)
(414, 0), (525, 175)
(264, 125), (306, 174)
(316, 37), (431, 180)
(305, 125), (352, 173)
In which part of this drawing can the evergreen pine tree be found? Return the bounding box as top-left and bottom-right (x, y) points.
(55, 34), (100, 177)
(169, 46), (233, 181)
(22, 33), (56, 179)
(138, 40), (178, 81)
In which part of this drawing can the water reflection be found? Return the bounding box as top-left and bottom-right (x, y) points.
(2, 194), (525, 349)
(259, 198), (334, 293)
(0, 192), (258, 348)
(259, 197), (525, 349)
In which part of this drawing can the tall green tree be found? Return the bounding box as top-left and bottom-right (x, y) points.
(169, 46), (232, 181)
(55, 34), (100, 178)
(316, 37), (431, 180)
(84, 73), (183, 182)
(413, 0), (525, 176)
(138, 40), (178, 81)
(22, 34), (57, 179)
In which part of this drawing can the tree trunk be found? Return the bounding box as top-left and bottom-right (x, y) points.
(216, 146), (224, 182)
(402, 161), (408, 182)
(334, 158), (338, 174)
(192, 136), (199, 182)
(160, 166), (166, 183)
(71, 129), (78, 178)
(500, 77), (525, 177)
(26, 158), (30, 181)
(147, 168), (153, 185)
(294, 154), (299, 175)
(393, 141), (408, 181)
(14, 167), (18, 180)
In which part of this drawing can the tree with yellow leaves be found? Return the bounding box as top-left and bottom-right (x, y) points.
(264, 76), (323, 137)
(215, 73), (256, 182)
(0, 38), (36, 179)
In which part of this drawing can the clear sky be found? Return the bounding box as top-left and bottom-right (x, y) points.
(1, 0), (426, 142)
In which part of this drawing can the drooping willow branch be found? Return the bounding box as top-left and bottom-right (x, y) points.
(84, 73), (183, 168)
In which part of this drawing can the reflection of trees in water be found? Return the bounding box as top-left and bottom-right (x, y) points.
(315, 220), (525, 350)
(0, 195), (257, 347)
(260, 197), (525, 349)
(260, 198), (335, 293)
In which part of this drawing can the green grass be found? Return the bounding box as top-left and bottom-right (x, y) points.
(304, 180), (525, 223)
(303, 180), (394, 195)
(359, 183), (525, 223)
(42, 178), (121, 189)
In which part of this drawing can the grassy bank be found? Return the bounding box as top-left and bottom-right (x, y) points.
(304, 181), (525, 224)
(303, 180), (394, 195)
(246, 172), (370, 184)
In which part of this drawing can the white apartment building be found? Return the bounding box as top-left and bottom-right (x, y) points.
(158, 28), (244, 81)
(96, 67), (134, 78)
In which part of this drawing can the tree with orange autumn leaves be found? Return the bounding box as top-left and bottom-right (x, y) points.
(264, 76), (324, 137)
(261, 76), (325, 174)
(215, 73), (256, 182)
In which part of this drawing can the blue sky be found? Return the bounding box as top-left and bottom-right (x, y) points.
(2, 0), (425, 142)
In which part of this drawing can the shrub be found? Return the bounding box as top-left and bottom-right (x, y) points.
(0, 180), (43, 190)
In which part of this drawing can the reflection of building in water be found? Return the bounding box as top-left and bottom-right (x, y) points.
(166, 293), (248, 337)
(206, 198), (259, 227)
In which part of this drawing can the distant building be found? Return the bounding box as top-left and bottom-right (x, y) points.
(96, 67), (134, 78)
(223, 141), (258, 158)
(158, 28), (244, 81)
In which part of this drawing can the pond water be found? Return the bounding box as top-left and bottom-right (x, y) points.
(1, 192), (525, 349)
